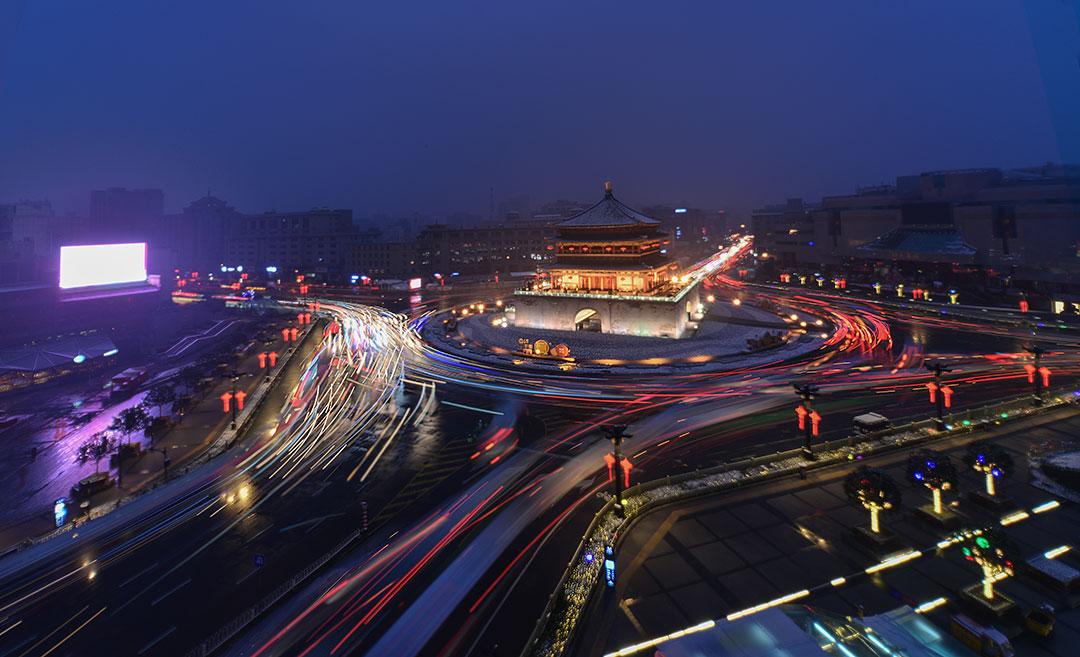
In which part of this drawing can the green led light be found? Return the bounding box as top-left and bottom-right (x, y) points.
(1000, 413), (1008, 419)
(976, 537), (990, 549)
(962, 420), (971, 426)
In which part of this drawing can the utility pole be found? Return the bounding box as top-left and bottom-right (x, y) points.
(601, 425), (630, 517)
(925, 362), (953, 429)
(792, 383), (820, 459)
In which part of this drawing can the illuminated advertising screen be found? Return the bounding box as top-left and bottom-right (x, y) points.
(59, 243), (148, 289)
(408, 277), (423, 290)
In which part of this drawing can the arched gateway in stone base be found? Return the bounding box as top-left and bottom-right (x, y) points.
(511, 181), (701, 339)
(574, 308), (602, 332)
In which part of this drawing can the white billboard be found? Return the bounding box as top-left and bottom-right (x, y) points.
(59, 243), (148, 290)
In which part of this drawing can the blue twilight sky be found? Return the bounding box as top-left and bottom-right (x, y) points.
(0, 1), (1078, 217)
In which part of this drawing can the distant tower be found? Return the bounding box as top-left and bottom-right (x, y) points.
(489, 186), (496, 221)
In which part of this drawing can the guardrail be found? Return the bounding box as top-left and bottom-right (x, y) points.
(522, 388), (1076, 657)
(184, 525), (365, 657)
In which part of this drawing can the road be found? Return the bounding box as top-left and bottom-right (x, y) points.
(0, 277), (1076, 657)
(225, 281), (1080, 657)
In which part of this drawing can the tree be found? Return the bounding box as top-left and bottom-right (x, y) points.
(843, 467), (901, 534)
(110, 405), (151, 446)
(76, 432), (115, 474)
(958, 527), (1015, 601)
(906, 449), (958, 515)
(145, 385), (176, 418)
(967, 441), (1014, 497)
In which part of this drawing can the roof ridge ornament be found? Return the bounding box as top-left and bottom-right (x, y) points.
(604, 180), (613, 197)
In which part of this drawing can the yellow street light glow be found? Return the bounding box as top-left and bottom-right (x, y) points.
(789, 314), (799, 321)
(1044, 545), (1071, 559)
(830, 577), (846, 587)
(725, 589), (810, 621)
(238, 484), (251, 502)
(603, 619), (716, 657)
(1032, 500), (1060, 514)
(914, 597), (947, 614)
(732, 298), (741, 305)
(865, 550), (921, 574)
(999, 510), (1029, 526)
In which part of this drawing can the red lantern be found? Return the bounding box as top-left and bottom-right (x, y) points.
(234, 390), (247, 411)
(620, 457), (633, 488)
(1024, 363), (1036, 383)
(220, 392), (233, 413)
(257, 352), (267, 369)
(603, 453), (615, 482)
(1038, 366), (1051, 388)
(795, 405), (808, 430)
(281, 327), (290, 343)
(941, 385), (954, 409)
(1019, 299), (1029, 313)
(926, 381), (938, 403)
(268, 351), (278, 367)
(290, 327), (299, 342)
(809, 410), (821, 437)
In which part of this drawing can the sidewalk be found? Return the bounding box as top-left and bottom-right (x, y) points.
(0, 317), (316, 553)
(581, 408), (1080, 657)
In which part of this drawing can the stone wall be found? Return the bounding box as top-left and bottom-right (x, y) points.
(511, 282), (701, 338)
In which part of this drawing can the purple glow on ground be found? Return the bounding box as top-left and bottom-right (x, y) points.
(59, 243), (147, 289)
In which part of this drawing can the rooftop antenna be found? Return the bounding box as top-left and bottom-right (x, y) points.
(489, 186), (495, 221)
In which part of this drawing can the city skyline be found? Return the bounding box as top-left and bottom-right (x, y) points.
(2, 1), (1076, 217)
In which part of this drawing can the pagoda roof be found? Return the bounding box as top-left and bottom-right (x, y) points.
(558, 182), (660, 229)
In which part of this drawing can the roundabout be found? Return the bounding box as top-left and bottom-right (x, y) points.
(420, 297), (831, 375)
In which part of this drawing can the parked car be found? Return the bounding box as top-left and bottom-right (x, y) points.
(70, 472), (114, 500)
(1024, 604), (1055, 637)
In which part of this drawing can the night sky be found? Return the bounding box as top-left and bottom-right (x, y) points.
(1, 1), (1077, 217)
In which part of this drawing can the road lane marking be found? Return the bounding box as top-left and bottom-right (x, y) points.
(39, 607), (106, 657)
(119, 561), (160, 588)
(138, 626), (176, 655)
(150, 578), (191, 607)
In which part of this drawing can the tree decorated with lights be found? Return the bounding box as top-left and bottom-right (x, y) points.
(906, 449), (958, 515)
(959, 528), (1015, 601)
(843, 467), (901, 534)
(967, 441), (1014, 497)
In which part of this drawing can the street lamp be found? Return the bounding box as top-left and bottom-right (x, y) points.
(148, 447), (170, 481)
(792, 383), (820, 459)
(925, 362), (953, 429)
(601, 425), (632, 517)
(1024, 345), (1050, 406)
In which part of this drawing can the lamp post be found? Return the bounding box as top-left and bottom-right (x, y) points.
(792, 383), (820, 459)
(1024, 345), (1049, 406)
(601, 425), (631, 517)
(149, 447), (170, 481)
(925, 362), (953, 429)
(229, 370), (240, 429)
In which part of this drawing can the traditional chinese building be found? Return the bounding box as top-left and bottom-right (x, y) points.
(512, 182), (702, 338)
